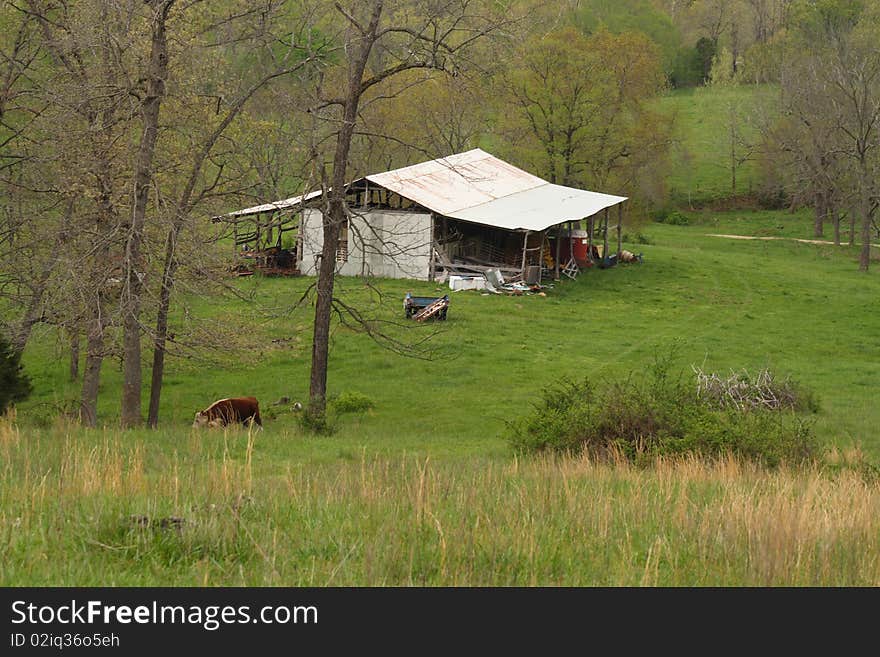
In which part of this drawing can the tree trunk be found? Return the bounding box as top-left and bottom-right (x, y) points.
(69, 330), (79, 381)
(10, 201), (74, 355)
(833, 211), (841, 246)
(11, 277), (48, 356)
(730, 110), (737, 195)
(813, 190), (824, 238)
(121, 0), (172, 428)
(147, 229), (177, 427)
(147, 60), (314, 428)
(308, 213), (341, 417)
(79, 302), (105, 428)
(308, 6), (382, 419)
(849, 207), (857, 246)
(859, 165), (871, 272)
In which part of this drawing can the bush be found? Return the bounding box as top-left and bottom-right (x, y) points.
(507, 352), (819, 468)
(330, 391), (375, 414)
(0, 334), (31, 415)
(622, 232), (653, 245)
(651, 209), (690, 225)
(298, 406), (335, 435)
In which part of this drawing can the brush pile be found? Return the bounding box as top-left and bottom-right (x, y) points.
(693, 367), (801, 411)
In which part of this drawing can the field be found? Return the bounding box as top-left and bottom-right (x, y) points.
(5, 209), (880, 585)
(5, 79), (880, 586)
(18, 216), (880, 457)
(657, 85), (778, 206)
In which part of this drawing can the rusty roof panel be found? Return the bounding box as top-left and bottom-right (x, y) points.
(365, 149), (546, 215)
(220, 149), (627, 230)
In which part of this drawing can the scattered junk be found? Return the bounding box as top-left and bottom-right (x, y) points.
(619, 249), (643, 264)
(215, 149), (633, 286)
(484, 267), (505, 290)
(481, 267), (550, 296)
(404, 292), (450, 321)
(238, 244), (298, 277)
(444, 266), (551, 296)
(448, 274), (488, 291)
(599, 251), (618, 269)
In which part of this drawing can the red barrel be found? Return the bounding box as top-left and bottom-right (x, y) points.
(570, 229), (591, 265)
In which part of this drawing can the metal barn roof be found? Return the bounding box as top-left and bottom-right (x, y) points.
(221, 189), (323, 218)
(220, 149), (627, 231)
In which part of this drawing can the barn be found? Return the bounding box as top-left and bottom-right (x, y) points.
(215, 149), (628, 283)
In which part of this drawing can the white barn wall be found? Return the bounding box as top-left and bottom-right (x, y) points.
(298, 208), (433, 281)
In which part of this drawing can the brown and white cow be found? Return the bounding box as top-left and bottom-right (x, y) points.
(193, 396), (262, 430)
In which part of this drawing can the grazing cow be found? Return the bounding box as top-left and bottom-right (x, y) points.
(193, 396), (262, 430)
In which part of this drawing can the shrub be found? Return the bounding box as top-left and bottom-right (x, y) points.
(622, 232), (653, 245)
(507, 352), (819, 467)
(665, 210), (690, 225)
(298, 406), (335, 435)
(0, 334), (31, 415)
(652, 209), (690, 225)
(330, 391), (375, 414)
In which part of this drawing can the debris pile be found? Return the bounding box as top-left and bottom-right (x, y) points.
(693, 367), (800, 411)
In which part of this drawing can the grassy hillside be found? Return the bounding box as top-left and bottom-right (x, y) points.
(17, 212), (880, 458)
(7, 207), (880, 585)
(656, 84), (777, 206)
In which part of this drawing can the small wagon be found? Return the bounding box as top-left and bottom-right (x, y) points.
(404, 292), (449, 321)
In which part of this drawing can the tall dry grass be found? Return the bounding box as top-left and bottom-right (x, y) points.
(1, 417), (878, 586)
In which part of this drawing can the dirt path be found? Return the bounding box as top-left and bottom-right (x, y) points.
(706, 233), (880, 248)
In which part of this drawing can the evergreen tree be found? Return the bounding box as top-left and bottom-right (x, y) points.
(0, 335), (32, 414)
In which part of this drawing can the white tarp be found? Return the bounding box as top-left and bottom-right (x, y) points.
(446, 182), (627, 232)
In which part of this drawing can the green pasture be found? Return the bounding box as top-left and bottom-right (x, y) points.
(17, 211), (880, 460)
(6, 207), (880, 586)
(657, 84), (777, 206)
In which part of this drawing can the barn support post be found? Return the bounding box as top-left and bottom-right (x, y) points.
(587, 214), (594, 264)
(428, 214), (436, 281)
(603, 207), (609, 264)
(296, 211), (305, 272)
(521, 229), (530, 280)
(568, 222), (575, 264)
(554, 224), (561, 279)
(617, 202), (623, 256)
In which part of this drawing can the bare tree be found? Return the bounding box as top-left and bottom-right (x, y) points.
(302, 0), (515, 419)
(16, 0), (143, 425)
(121, 0), (174, 428)
(784, 1), (880, 270)
(146, 43), (327, 427)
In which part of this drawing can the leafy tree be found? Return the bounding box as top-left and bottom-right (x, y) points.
(573, 0), (683, 76)
(498, 27), (671, 202)
(695, 36), (717, 83)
